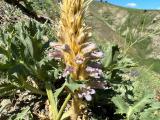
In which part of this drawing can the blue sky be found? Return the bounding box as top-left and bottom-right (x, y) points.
(105, 0), (160, 9)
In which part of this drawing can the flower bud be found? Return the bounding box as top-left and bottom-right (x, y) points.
(77, 32), (86, 44)
(62, 44), (71, 53)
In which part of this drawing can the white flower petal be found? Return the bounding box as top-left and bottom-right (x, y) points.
(85, 94), (92, 101)
(90, 89), (96, 94)
(78, 93), (83, 98)
(82, 92), (87, 96)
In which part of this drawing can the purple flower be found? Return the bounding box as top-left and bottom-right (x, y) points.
(89, 73), (101, 79)
(48, 50), (63, 60)
(49, 42), (62, 50)
(81, 42), (96, 54)
(91, 51), (104, 58)
(75, 54), (85, 64)
(78, 85), (96, 101)
(63, 66), (75, 77)
(88, 62), (102, 69)
(86, 66), (102, 78)
(89, 80), (111, 90)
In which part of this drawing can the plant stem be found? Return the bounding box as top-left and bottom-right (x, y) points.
(45, 81), (58, 120)
(56, 93), (71, 120)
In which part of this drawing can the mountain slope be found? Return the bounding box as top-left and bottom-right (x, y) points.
(89, 1), (160, 73)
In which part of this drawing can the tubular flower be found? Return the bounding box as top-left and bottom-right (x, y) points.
(86, 66), (103, 79)
(48, 49), (63, 60)
(49, 0), (103, 81)
(78, 85), (96, 101)
(91, 51), (104, 58)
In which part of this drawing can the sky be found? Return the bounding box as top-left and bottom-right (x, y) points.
(105, 0), (160, 10)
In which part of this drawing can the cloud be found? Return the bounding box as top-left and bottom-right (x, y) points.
(126, 3), (137, 8)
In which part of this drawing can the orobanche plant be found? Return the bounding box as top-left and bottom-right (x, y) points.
(47, 0), (105, 119)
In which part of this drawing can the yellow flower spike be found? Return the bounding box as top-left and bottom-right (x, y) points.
(58, 0), (92, 81)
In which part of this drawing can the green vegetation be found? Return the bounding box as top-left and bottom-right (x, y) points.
(0, 0), (160, 120)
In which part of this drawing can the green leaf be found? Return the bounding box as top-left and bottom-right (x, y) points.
(112, 95), (129, 114)
(0, 84), (17, 97)
(102, 44), (113, 68)
(126, 93), (153, 119)
(0, 46), (8, 57)
(25, 36), (34, 58)
(54, 81), (82, 98)
(138, 100), (160, 120)
(8, 106), (33, 120)
(15, 107), (31, 120)
(0, 63), (14, 71)
(66, 82), (82, 92)
(54, 82), (66, 98)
